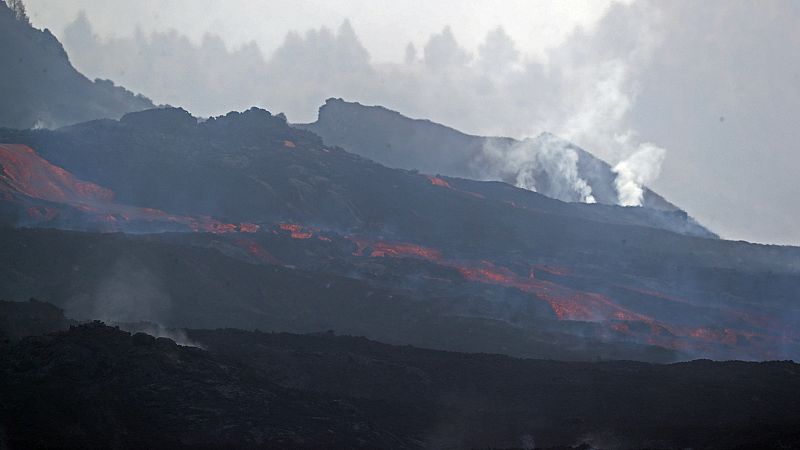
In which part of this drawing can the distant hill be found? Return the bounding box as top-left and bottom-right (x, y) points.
(297, 98), (686, 212)
(0, 1), (153, 129)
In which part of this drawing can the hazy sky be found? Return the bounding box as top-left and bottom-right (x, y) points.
(24, 0), (618, 62)
(21, 0), (800, 246)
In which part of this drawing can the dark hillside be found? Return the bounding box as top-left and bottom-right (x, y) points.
(0, 2), (152, 129)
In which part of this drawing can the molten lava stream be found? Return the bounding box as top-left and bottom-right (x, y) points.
(351, 236), (646, 323)
(1, 143), (265, 234)
(0, 144), (114, 203)
(455, 260), (649, 322)
(350, 238), (443, 260)
(279, 223), (314, 239)
(426, 175), (452, 189)
(349, 235), (787, 358)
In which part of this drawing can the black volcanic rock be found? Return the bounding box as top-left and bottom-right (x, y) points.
(0, 298), (69, 341)
(1, 317), (799, 449)
(202, 107), (289, 134)
(189, 327), (800, 450)
(120, 107), (196, 133)
(0, 2), (153, 130)
(0, 323), (416, 449)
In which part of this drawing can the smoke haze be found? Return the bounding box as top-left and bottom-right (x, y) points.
(479, 135), (597, 204)
(21, 0), (800, 245)
(613, 143), (666, 207)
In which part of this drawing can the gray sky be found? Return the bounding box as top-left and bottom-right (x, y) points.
(24, 0), (617, 62)
(22, 0), (800, 246)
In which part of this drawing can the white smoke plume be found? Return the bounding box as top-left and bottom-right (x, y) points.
(479, 134), (596, 204)
(65, 257), (200, 347)
(534, 5), (669, 207)
(466, 3), (668, 206)
(90, 258), (171, 324)
(612, 143), (666, 206)
(118, 321), (204, 348)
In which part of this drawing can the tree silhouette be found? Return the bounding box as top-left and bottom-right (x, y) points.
(6, 0), (30, 25)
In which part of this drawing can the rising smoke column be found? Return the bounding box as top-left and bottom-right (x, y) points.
(478, 133), (596, 204)
(612, 143), (666, 206)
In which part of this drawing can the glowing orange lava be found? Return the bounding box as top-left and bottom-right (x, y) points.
(0, 144), (114, 203)
(238, 223), (260, 233)
(456, 261), (648, 321)
(426, 175), (452, 189)
(279, 223), (313, 239)
(350, 235), (646, 322)
(0, 143), (261, 234)
(351, 238), (442, 260)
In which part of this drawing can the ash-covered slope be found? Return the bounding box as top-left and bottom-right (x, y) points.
(0, 2), (152, 129)
(1, 107), (798, 361)
(297, 98), (692, 213)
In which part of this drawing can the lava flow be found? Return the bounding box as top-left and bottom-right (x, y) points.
(425, 175), (485, 199)
(279, 223), (313, 239)
(351, 238), (443, 260)
(0, 143), (258, 234)
(455, 261), (648, 322)
(0, 144), (114, 203)
(350, 236), (644, 322)
(426, 175), (453, 189)
(346, 235), (792, 358)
